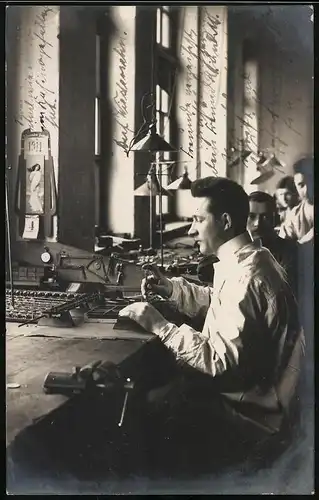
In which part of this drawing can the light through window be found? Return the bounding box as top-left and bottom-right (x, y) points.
(243, 60), (259, 191)
(155, 85), (171, 214)
(156, 7), (170, 49)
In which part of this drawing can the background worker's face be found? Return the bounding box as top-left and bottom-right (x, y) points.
(247, 201), (274, 239)
(276, 188), (296, 209)
(294, 173), (308, 201)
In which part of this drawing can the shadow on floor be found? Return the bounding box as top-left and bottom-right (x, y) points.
(7, 359), (314, 495)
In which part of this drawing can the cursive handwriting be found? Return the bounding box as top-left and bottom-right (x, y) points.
(15, 7), (58, 130)
(179, 103), (195, 158)
(15, 67), (35, 128)
(112, 33), (131, 153)
(179, 28), (198, 159)
(198, 9), (221, 175)
(241, 71), (302, 139)
(33, 7), (58, 129)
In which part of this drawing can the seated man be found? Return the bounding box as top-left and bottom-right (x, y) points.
(279, 157), (314, 244)
(120, 177), (305, 472)
(247, 190), (298, 296)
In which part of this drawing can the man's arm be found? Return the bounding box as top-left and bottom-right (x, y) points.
(168, 276), (211, 318)
(157, 277), (267, 377)
(278, 216), (296, 240)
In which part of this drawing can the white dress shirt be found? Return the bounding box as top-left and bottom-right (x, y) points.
(157, 232), (305, 436)
(279, 199), (314, 242)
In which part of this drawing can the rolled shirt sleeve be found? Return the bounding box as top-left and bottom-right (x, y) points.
(279, 217), (295, 240)
(157, 276), (268, 378)
(279, 200), (314, 241)
(168, 276), (211, 318)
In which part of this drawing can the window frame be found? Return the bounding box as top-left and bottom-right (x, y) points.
(155, 6), (178, 222)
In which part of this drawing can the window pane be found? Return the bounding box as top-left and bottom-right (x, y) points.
(162, 12), (170, 48)
(156, 8), (162, 44)
(164, 116), (170, 141)
(156, 161), (169, 215)
(161, 88), (169, 113)
(156, 195), (168, 215)
(95, 97), (100, 156)
(96, 35), (100, 95)
(156, 84), (161, 110)
(161, 163), (168, 187)
(156, 111), (161, 133)
(162, 197), (168, 213)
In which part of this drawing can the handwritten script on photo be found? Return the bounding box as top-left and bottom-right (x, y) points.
(15, 7), (58, 131)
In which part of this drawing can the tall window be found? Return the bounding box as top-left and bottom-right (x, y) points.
(155, 84), (171, 214)
(156, 6), (171, 48)
(95, 34), (101, 157)
(155, 6), (177, 217)
(95, 33), (101, 228)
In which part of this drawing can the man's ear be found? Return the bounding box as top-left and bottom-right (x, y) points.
(221, 213), (232, 231)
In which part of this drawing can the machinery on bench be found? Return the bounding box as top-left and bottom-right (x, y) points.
(43, 359), (135, 428)
(5, 240), (145, 327)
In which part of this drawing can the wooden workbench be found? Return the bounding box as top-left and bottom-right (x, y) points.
(6, 321), (154, 446)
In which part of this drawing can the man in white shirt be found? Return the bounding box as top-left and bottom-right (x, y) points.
(120, 177), (304, 469)
(275, 175), (299, 227)
(247, 191), (298, 296)
(279, 157), (314, 244)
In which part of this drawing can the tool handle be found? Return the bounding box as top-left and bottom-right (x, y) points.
(118, 390), (129, 427)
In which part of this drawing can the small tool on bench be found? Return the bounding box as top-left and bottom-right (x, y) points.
(43, 360), (135, 427)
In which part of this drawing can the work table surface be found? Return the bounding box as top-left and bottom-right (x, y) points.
(6, 321), (154, 445)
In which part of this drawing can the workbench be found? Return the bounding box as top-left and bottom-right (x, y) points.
(6, 321), (154, 446)
(6, 321), (314, 494)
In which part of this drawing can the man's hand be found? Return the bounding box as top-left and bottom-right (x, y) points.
(118, 302), (170, 335)
(141, 264), (173, 300)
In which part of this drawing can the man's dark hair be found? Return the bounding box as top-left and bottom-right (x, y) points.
(293, 156), (314, 201)
(293, 156), (313, 178)
(276, 175), (298, 195)
(249, 191), (276, 214)
(191, 177), (249, 233)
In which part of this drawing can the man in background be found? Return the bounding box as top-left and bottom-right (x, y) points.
(279, 157), (314, 244)
(247, 191), (298, 296)
(275, 175), (300, 228)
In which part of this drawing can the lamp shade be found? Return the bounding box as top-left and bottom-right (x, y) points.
(134, 172), (171, 196)
(256, 152), (268, 167)
(250, 168), (275, 185)
(260, 153), (283, 169)
(227, 146), (252, 167)
(269, 154), (284, 169)
(167, 168), (192, 190)
(241, 149), (252, 162)
(131, 125), (177, 153)
(227, 147), (241, 167)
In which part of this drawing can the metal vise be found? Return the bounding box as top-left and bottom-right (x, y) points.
(43, 360), (135, 427)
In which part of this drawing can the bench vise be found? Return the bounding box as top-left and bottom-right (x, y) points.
(43, 360), (135, 427)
